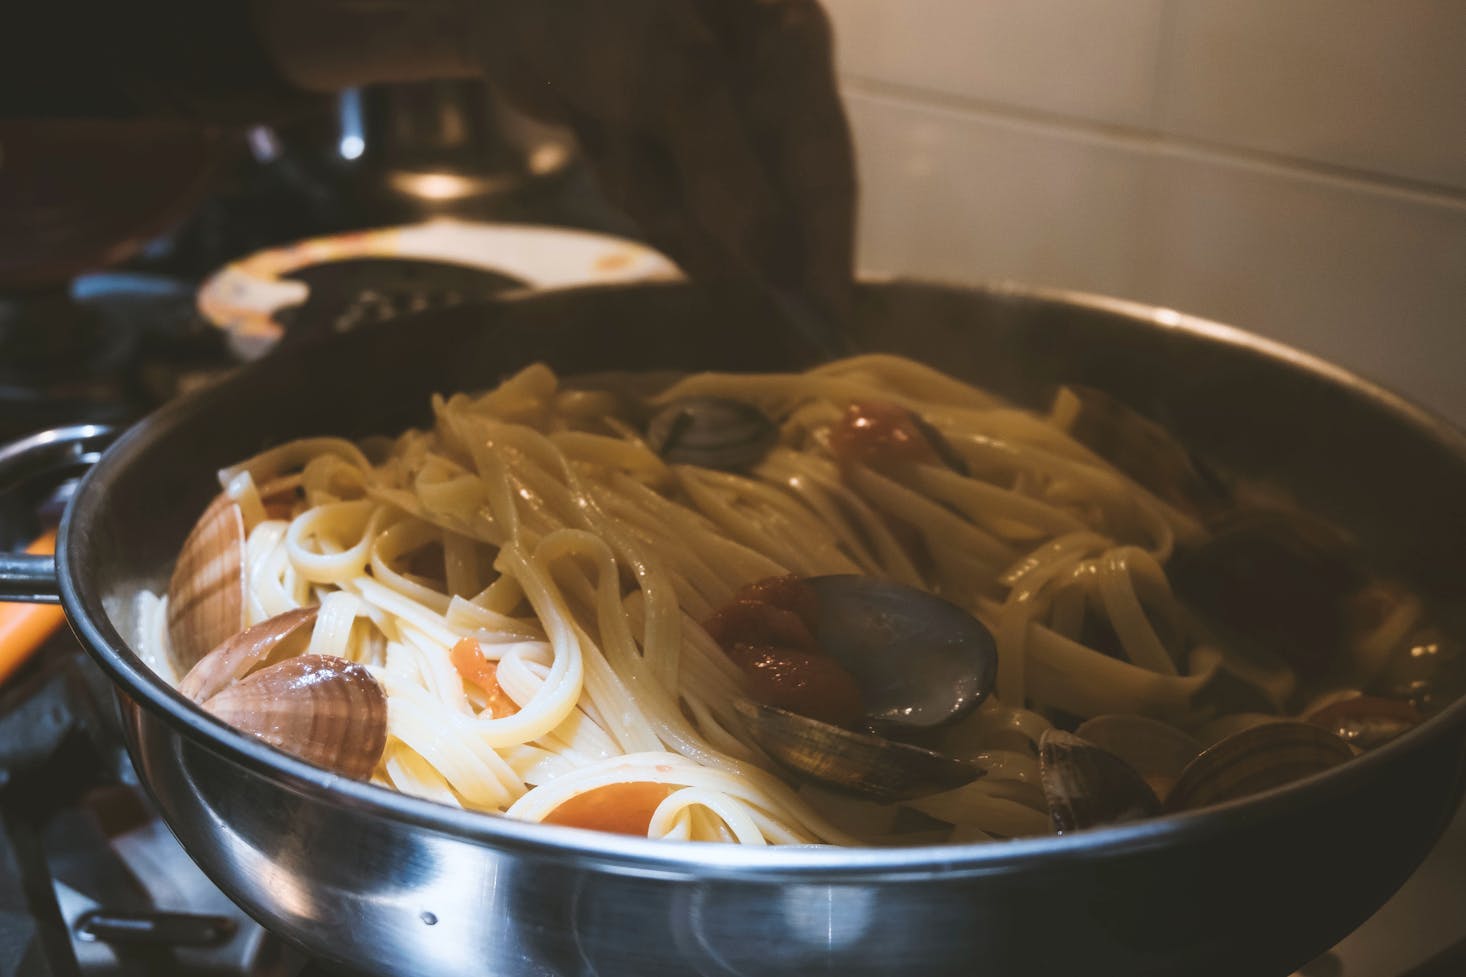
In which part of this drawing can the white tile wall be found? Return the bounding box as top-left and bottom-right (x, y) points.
(824, 0), (1168, 127)
(1132, 150), (1466, 420)
(1160, 0), (1466, 192)
(827, 1), (1466, 423)
(825, 13), (1466, 973)
(846, 90), (1148, 296)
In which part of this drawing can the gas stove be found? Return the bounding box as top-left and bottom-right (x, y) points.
(0, 627), (378, 977)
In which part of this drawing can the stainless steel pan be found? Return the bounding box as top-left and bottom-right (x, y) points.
(4, 280), (1465, 977)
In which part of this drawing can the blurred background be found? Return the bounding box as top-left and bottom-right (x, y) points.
(825, 0), (1466, 424)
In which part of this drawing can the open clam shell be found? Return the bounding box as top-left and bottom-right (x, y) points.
(1170, 508), (1366, 679)
(807, 575), (998, 732)
(1038, 729), (1161, 834)
(178, 605), (319, 703)
(201, 654), (388, 781)
(1193, 712), (1279, 749)
(1050, 385), (1231, 519)
(1075, 715), (1202, 803)
(734, 699), (982, 803)
(167, 493), (246, 676)
(646, 396), (778, 471)
(1164, 720), (1355, 813)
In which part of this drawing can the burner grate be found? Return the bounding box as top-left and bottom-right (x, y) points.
(0, 643), (304, 977)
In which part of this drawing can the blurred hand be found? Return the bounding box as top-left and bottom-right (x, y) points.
(259, 0), (857, 321)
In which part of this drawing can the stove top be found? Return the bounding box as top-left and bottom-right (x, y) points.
(0, 275), (222, 444)
(0, 636), (321, 977)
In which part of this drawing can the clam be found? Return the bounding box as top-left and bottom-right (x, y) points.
(734, 700), (982, 803)
(177, 606), (320, 703)
(1192, 712), (1279, 749)
(1073, 715), (1202, 803)
(201, 654), (388, 780)
(167, 494), (246, 677)
(806, 575), (998, 732)
(724, 576), (999, 800)
(1164, 720), (1354, 813)
(1050, 385), (1230, 519)
(1038, 729), (1161, 833)
(1304, 694), (1421, 751)
(1170, 508), (1366, 679)
(646, 396), (778, 471)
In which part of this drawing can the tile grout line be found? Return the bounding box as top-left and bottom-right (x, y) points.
(1131, 0), (1184, 304)
(840, 74), (1466, 215)
(1147, 0), (1183, 134)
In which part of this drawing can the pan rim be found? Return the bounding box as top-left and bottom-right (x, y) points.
(57, 276), (1466, 880)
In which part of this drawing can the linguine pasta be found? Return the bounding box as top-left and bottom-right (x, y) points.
(134, 355), (1417, 845)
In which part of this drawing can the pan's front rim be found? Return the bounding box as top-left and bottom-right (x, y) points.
(55, 277), (1466, 882)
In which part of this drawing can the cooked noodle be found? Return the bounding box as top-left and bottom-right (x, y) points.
(136, 355), (1415, 845)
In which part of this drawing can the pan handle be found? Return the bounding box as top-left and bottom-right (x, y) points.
(0, 424), (119, 604)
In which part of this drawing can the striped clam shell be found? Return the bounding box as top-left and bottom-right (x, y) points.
(167, 494), (246, 677)
(1075, 715), (1203, 805)
(1164, 720), (1354, 813)
(178, 606), (319, 703)
(202, 654), (388, 780)
(1039, 729), (1161, 834)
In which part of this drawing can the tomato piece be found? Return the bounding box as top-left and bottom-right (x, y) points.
(720, 641), (761, 671)
(736, 644), (864, 727)
(543, 782), (674, 836)
(450, 637), (520, 718)
(704, 577), (866, 727)
(828, 401), (937, 470)
(703, 599), (818, 655)
(732, 575), (819, 632)
(263, 501), (296, 521)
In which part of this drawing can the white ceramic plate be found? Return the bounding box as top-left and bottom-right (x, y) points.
(199, 218), (680, 359)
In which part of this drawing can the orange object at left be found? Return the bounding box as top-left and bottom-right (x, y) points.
(0, 530), (67, 685)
